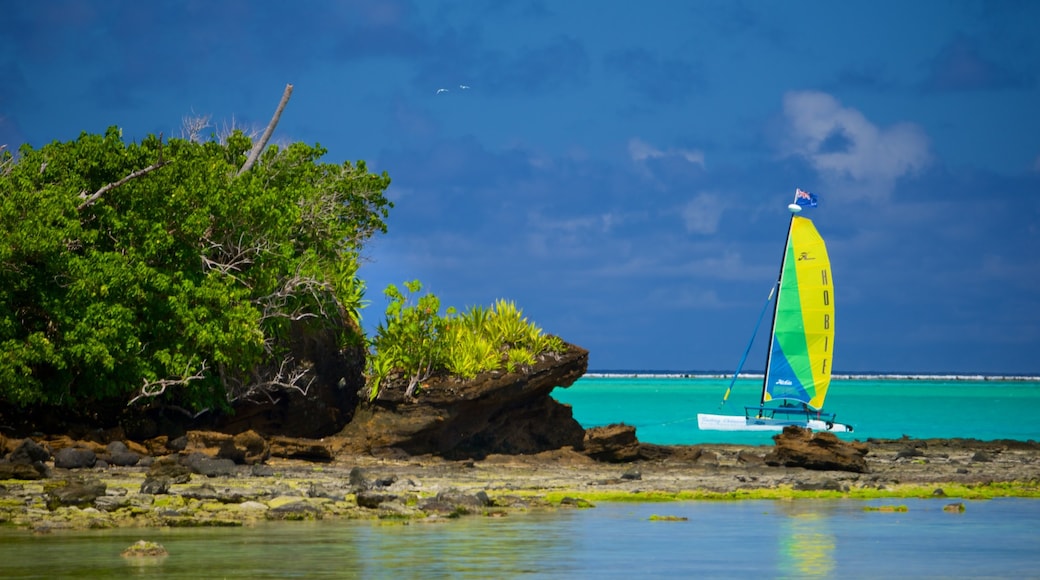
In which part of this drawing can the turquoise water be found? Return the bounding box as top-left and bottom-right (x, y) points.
(552, 376), (1040, 445)
(1, 499), (1038, 578)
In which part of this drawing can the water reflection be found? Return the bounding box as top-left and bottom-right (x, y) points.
(776, 502), (836, 578)
(2, 500), (1039, 578)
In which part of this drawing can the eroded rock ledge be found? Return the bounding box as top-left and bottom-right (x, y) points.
(336, 343), (590, 459)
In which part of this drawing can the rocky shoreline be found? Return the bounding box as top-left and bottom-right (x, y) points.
(2, 431), (1038, 533)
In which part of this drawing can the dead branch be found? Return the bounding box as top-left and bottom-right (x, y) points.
(129, 359), (208, 406)
(237, 83), (293, 177)
(0, 144), (12, 175)
(223, 355), (315, 404)
(200, 232), (272, 283)
(254, 265), (337, 323)
(77, 134), (167, 211)
(181, 112), (212, 143)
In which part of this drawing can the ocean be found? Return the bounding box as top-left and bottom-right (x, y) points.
(552, 374), (1040, 445)
(2, 375), (1038, 578)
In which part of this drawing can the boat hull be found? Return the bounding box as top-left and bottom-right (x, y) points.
(697, 413), (853, 433)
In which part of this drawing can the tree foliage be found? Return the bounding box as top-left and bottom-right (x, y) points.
(0, 127), (391, 411)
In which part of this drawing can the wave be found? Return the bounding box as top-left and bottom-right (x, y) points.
(585, 371), (1040, 381)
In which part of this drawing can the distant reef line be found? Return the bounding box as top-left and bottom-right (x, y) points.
(584, 371), (1040, 381)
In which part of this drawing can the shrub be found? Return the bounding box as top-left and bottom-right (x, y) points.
(366, 285), (566, 399)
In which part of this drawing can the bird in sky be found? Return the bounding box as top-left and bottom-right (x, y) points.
(459, 84), (470, 90)
(436, 88), (449, 94)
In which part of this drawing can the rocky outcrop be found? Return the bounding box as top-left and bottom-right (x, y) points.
(764, 426), (870, 472)
(337, 343), (589, 459)
(583, 424), (640, 462)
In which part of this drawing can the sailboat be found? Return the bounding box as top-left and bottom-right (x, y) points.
(697, 189), (853, 433)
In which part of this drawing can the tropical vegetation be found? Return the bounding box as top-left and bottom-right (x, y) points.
(0, 125), (390, 413)
(0, 117), (565, 418)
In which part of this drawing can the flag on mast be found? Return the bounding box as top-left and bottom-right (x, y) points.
(795, 188), (818, 207)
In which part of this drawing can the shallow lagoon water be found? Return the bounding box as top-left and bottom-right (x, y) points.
(2, 498), (1038, 578)
(553, 376), (1040, 445)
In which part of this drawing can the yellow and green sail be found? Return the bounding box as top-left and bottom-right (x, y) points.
(762, 216), (834, 410)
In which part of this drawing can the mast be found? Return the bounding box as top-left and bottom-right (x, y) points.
(759, 192), (804, 406)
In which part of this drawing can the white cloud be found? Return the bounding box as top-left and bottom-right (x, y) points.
(780, 91), (931, 200)
(628, 137), (705, 167)
(681, 191), (727, 235)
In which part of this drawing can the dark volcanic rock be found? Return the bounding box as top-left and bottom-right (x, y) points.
(765, 426), (869, 472)
(337, 343), (589, 459)
(53, 447), (97, 469)
(10, 439), (50, 464)
(183, 453), (237, 477)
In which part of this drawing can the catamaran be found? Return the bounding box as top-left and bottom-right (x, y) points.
(697, 189), (853, 433)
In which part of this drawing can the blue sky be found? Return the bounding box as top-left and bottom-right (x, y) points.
(3, 1), (1039, 374)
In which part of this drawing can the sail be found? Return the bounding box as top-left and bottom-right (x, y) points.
(762, 215), (834, 409)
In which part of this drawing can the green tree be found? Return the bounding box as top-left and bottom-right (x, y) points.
(0, 126), (391, 412)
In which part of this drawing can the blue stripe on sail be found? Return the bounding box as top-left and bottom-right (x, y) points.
(766, 338), (810, 403)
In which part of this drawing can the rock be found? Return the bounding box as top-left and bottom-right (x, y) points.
(250, 464), (275, 477)
(231, 430), (270, 464)
(337, 342), (588, 459)
(108, 451), (141, 467)
(44, 436), (106, 455)
(764, 426), (869, 473)
(348, 467), (368, 492)
(792, 478), (847, 492)
(121, 540), (168, 558)
(264, 501), (320, 523)
(167, 435), (188, 452)
(620, 469), (642, 481)
(53, 447), (97, 469)
(268, 436), (333, 462)
(104, 442), (142, 467)
(972, 451), (994, 462)
(0, 460), (47, 480)
(95, 495), (131, 511)
(417, 489), (490, 515)
(46, 479), (106, 508)
(356, 491), (397, 509)
(737, 449), (765, 465)
(107, 441), (129, 454)
(307, 483), (343, 501)
(9, 439), (50, 464)
(583, 424), (640, 463)
(944, 502), (966, 513)
(140, 477), (170, 495)
(147, 460), (193, 484)
(183, 453), (237, 477)
(897, 447), (925, 459)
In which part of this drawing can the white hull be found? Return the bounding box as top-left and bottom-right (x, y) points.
(697, 413), (853, 433)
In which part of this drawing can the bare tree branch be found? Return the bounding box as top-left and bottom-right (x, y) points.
(77, 134), (167, 211)
(222, 355), (315, 404)
(200, 232), (273, 284)
(129, 359), (209, 406)
(0, 144), (13, 175)
(181, 112), (211, 143)
(237, 83), (293, 177)
(254, 264), (337, 324)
